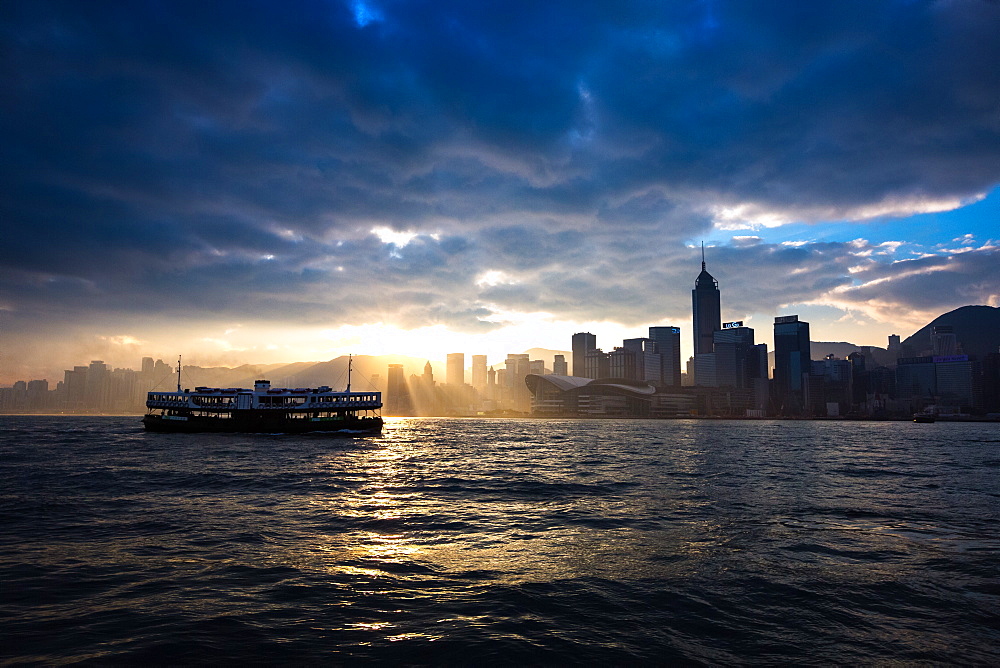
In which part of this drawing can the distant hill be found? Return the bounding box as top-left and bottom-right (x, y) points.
(810, 341), (873, 360)
(228, 354), (440, 391)
(171, 363), (276, 390)
(901, 305), (1000, 359)
(177, 349), (576, 391)
(767, 341), (890, 372)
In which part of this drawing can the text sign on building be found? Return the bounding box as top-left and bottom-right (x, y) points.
(722, 321), (743, 329)
(933, 355), (968, 364)
(669, 327), (680, 334)
(774, 315), (799, 324)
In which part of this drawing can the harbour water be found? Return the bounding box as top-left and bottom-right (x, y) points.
(2, 416), (998, 664)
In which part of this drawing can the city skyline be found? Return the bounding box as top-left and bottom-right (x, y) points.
(3, 1), (999, 385)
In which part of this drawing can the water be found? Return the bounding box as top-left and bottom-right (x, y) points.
(1, 416), (998, 665)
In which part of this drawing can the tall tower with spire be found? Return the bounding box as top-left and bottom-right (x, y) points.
(692, 243), (721, 356)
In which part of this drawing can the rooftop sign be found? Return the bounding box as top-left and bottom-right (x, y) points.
(723, 321), (743, 329)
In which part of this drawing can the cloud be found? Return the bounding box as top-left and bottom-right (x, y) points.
(1, 0), (999, 379)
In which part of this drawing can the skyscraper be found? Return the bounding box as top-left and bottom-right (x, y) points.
(552, 354), (568, 376)
(446, 353), (465, 386)
(386, 364), (412, 415)
(692, 245), (721, 357)
(713, 325), (770, 414)
(649, 326), (682, 386)
(620, 338), (661, 382)
(471, 355), (488, 391)
(571, 332), (597, 377)
(713, 326), (756, 389)
(773, 315), (811, 415)
(505, 354), (531, 411)
(931, 325), (958, 356)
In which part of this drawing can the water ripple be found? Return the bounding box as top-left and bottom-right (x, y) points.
(1, 416), (999, 664)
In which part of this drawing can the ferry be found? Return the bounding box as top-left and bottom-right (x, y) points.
(142, 357), (382, 434)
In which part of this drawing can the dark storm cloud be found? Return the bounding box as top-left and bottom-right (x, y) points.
(2, 0), (998, 334)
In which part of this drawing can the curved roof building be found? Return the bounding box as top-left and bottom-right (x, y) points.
(526, 374), (692, 418)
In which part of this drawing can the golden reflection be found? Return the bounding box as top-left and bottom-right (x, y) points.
(387, 632), (441, 642)
(347, 622), (392, 630)
(282, 419), (735, 585)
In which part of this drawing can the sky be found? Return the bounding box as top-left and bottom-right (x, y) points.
(2, 0), (999, 384)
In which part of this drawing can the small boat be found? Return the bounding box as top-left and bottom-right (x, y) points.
(142, 356), (382, 434)
(913, 413), (935, 423)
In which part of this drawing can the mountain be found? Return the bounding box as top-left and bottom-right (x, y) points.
(810, 341), (875, 360)
(228, 354), (440, 391)
(174, 363), (275, 389)
(901, 305), (1000, 359)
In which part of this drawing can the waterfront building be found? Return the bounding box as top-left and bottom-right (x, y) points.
(386, 364), (412, 415)
(932, 325), (958, 357)
(86, 360), (109, 410)
(446, 353), (465, 386)
(934, 356), (979, 409)
(494, 368), (507, 405)
(620, 338), (661, 382)
(692, 245), (721, 357)
(648, 326), (682, 387)
(711, 326), (770, 414)
(692, 354), (717, 388)
(572, 332), (597, 377)
(807, 355), (853, 416)
(584, 348), (610, 380)
(526, 375), (694, 418)
(487, 366), (497, 402)
(505, 354), (532, 411)
(713, 326), (755, 390)
(64, 366), (88, 409)
(471, 355), (487, 391)
(773, 315), (811, 415)
(895, 356), (936, 408)
(982, 352), (1000, 413)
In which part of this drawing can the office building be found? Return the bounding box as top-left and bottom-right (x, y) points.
(552, 354), (568, 376)
(773, 315), (811, 415)
(505, 354), (532, 411)
(471, 355), (487, 391)
(649, 326), (682, 387)
(692, 245), (721, 356)
(931, 325), (958, 357)
(808, 355), (854, 416)
(935, 355), (979, 408)
(619, 338), (662, 382)
(713, 326), (756, 390)
(446, 353), (465, 386)
(895, 356), (936, 401)
(887, 334), (901, 361)
(585, 349), (610, 380)
(693, 354), (717, 387)
(572, 332), (597, 377)
(386, 364), (412, 415)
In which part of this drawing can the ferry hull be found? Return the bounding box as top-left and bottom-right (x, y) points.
(142, 413), (383, 435)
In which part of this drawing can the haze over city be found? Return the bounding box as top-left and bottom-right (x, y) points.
(3, 1), (999, 385)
